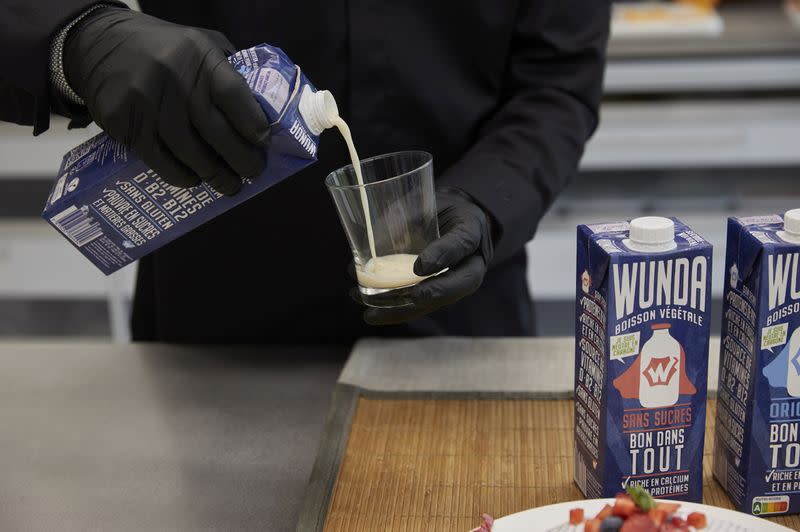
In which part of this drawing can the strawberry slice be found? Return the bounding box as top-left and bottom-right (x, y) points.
(595, 504), (613, 521)
(686, 512), (707, 529)
(613, 494), (637, 518)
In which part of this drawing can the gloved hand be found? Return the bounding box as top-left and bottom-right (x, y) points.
(362, 187), (494, 325)
(63, 7), (269, 195)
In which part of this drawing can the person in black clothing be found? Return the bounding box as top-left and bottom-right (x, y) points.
(0, 1), (610, 343)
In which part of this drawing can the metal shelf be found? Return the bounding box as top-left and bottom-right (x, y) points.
(581, 99), (800, 170)
(608, 4), (800, 59)
(0, 219), (135, 299)
(605, 4), (800, 94)
(0, 118), (97, 180)
(605, 56), (800, 93)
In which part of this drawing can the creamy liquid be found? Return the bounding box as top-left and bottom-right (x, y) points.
(356, 254), (429, 289)
(333, 118), (377, 261)
(333, 117), (424, 289)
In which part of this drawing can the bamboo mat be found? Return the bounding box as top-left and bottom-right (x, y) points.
(322, 398), (800, 531)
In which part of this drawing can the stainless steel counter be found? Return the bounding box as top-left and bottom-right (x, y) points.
(0, 342), (344, 532)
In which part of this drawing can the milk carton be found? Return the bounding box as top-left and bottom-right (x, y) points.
(42, 43), (339, 274)
(574, 217), (712, 502)
(713, 210), (800, 516)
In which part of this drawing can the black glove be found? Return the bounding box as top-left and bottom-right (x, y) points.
(362, 187), (494, 325)
(64, 7), (269, 195)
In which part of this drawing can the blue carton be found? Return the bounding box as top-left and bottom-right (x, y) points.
(714, 212), (800, 517)
(42, 43), (330, 274)
(574, 217), (712, 502)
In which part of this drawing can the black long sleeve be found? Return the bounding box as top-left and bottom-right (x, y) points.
(439, 0), (610, 265)
(0, 0), (124, 135)
(0, 0), (610, 339)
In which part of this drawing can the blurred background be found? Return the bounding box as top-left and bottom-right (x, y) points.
(1, 0), (798, 341)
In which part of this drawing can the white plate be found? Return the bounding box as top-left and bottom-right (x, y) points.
(491, 499), (793, 532)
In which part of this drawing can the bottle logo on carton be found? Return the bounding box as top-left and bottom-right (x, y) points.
(764, 326), (800, 398)
(763, 251), (800, 397)
(613, 324), (696, 408)
(581, 270), (591, 294)
(730, 263), (739, 289)
(642, 357), (678, 387)
(639, 325), (682, 408)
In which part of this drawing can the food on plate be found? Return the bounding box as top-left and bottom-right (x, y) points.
(470, 514), (493, 532)
(619, 513), (657, 532)
(599, 516), (623, 532)
(574, 486), (705, 531)
(612, 493), (638, 517)
(570, 508), (585, 525)
(686, 513), (706, 529)
(596, 504), (613, 520)
(470, 487), (708, 531)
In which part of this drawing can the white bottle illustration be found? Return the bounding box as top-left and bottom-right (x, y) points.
(729, 263), (739, 289)
(622, 217), (683, 407)
(786, 326), (800, 397)
(778, 210), (800, 397)
(639, 324), (682, 408)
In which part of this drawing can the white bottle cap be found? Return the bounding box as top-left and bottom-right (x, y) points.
(779, 209), (800, 244)
(298, 86), (339, 135)
(624, 216), (677, 252)
(785, 209), (800, 236)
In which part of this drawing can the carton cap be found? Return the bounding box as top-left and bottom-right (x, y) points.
(629, 216), (675, 247)
(785, 209), (800, 236)
(298, 87), (339, 135)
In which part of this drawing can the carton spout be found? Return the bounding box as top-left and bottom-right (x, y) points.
(298, 87), (340, 135)
(780, 208), (800, 244)
(625, 216), (677, 252)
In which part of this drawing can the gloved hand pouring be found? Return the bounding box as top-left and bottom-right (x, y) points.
(54, 5), (500, 326)
(63, 7), (269, 195)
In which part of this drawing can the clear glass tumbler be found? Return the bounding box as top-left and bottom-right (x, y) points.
(325, 151), (439, 308)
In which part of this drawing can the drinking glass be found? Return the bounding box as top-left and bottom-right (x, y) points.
(325, 151), (439, 308)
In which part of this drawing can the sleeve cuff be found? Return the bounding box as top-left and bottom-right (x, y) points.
(48, 3), (114, 107)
